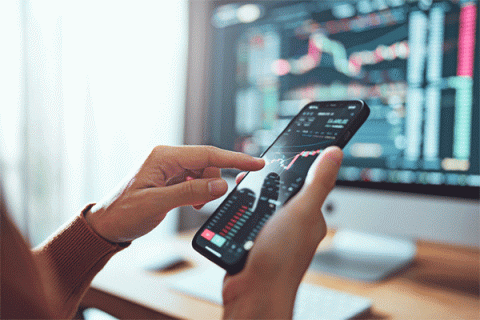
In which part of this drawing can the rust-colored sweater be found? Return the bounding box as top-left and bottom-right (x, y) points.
(1, 204), (129, 319)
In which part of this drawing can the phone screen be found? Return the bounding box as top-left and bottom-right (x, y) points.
(193, 100), (369, 273)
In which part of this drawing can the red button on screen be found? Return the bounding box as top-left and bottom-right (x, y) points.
(201, 229), (215, 240)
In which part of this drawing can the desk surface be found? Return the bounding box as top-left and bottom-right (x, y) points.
(85, 231), (480, 320)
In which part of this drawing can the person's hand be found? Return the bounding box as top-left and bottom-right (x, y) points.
(85, 145), (264, 243)
(222, 146), (343, 319)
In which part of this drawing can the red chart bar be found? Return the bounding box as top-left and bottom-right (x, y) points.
(285, 151), (304, 170)
(457, 4), (477, 77)
(284, 149), (322, 170)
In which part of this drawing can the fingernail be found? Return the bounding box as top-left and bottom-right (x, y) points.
(208, 179), (227, 196)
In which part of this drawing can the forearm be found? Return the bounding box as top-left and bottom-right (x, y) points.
(32, 204), (130, 319)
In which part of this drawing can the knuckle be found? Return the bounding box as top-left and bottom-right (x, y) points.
(297, 205), (327, 243)
(181, 180), (196, 197)
(205, 145), (222, 164)
(315, 211), (328, 241)
(205, 145), (219, 154)
(181, 180), (210, 205)
(152, 145), (167, 156)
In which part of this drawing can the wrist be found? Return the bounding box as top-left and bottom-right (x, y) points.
(84, 206), (118, 244)
(223, 276), (296, 319)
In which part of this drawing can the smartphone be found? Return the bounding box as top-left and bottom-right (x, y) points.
(192, 100), (370, 274)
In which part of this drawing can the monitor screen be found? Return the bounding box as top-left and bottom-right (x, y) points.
(204, 0), (479, 199)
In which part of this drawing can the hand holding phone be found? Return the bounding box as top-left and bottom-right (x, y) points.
(222, 146), (344, 319)
(193, 100), (370, 274)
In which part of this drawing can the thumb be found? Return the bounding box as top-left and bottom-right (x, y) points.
(290, 146), (343, 211)
(151, 178), (228, 212)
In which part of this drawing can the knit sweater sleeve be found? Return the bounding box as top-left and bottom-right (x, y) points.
(32, 204), (130, 319)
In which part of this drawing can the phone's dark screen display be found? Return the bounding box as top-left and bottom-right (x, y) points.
(195, 102), (363, 265)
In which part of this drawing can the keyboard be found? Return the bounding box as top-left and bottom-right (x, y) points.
(168, 268), (371, 320)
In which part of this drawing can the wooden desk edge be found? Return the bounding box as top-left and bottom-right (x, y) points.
(81, 287), (180, 320)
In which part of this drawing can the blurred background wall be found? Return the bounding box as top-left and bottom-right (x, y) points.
(0, 0), (188, 246)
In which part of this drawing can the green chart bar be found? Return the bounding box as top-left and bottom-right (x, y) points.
(450, 76), (473, 160)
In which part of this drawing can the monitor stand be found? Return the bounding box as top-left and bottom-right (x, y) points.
(309, 229), (417, 282)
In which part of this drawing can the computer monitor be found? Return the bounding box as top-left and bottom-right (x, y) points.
(183, 0), (479, 280)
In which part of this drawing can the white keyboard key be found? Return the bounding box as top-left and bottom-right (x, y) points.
(293, 283), (371, 320)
